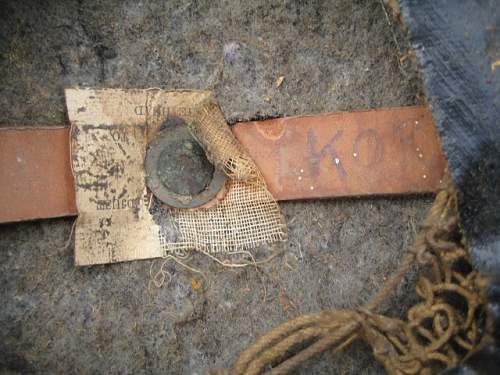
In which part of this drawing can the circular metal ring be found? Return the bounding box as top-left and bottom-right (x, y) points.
(145, 120), (226, 209)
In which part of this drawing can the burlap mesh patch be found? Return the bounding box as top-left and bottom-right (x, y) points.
(157, 97), (287, 254)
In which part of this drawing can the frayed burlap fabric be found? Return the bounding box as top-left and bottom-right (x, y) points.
(160, 97), (287, 254)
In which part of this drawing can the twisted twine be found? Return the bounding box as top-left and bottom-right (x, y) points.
(210, 175), (486, 375)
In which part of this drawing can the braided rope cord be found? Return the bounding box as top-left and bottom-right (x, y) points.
(210, 174), (486, 375)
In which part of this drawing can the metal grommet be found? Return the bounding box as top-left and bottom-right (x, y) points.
(145, 118), (227, 208)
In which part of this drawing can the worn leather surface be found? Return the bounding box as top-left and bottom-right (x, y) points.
(233, 106), (445, 200)
(0, 127), (77, 223)
(0, 106), (445, 223)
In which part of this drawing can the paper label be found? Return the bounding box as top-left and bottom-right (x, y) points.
(66, 88), (211, 265)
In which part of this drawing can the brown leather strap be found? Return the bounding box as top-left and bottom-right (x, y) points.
(233, 106), (445, 200)
(0, 106), (446, 223)
(0, 127), (77, 223)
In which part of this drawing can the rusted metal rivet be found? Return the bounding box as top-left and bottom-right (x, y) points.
(145, 118), (226, 208)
